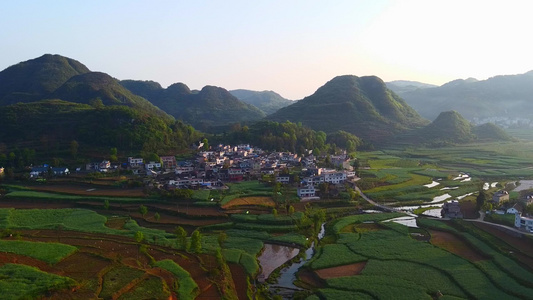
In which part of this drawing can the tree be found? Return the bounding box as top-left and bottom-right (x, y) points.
(476, 190), (487, 209)
(318, 183), (330, 199)
(190, 230), (202, 253)
(134, 231), (144, 243)
(202, 138), (209, 151)
(110, 147), (118, 162)
(272, 208), (278, 217)
(70, 140), (79, 159)
(175, 226), (187, 250)
(104, 199), (110, 210)
(154, 212), (160, 221)
(217, 232), (227, 247)
(288, 205), (295, 215)
(139, 205), (148, 218)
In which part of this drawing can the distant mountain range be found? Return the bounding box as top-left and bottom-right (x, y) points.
(268, 75), (429, 143)
(120, 80), (266, 131)
(229, 89), (294, 115)
(0, 54), (516, 154)
(385, 80), (437, 94)
(388, 71), (533, 124)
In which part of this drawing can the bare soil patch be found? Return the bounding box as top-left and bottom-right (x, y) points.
(229, 263), (248, 300)
(222, 196), (275, 209)
(429, 230), (488, 262)
(297, 268), (326, 289)
(472, 222), (533, 271)
(315, 261), (367, 279)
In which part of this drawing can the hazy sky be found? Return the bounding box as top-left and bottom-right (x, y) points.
(2, 0), (532, 99)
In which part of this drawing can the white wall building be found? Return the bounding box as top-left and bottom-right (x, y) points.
(515, 213), (533, 232)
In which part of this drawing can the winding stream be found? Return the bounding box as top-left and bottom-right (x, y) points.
(264, 223), (326, 299)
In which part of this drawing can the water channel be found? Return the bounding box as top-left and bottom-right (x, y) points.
(258, 223), (326, 299)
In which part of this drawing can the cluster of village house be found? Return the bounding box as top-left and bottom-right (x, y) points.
(441, 189), (533, 232)
(28, 144), (357, 199)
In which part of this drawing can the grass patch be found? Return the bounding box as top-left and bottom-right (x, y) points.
(99, 265), (144, 299)
(0, 263), (75, 300)
(117, 276), (170, 300)
(0, 240), (77, 264)
(154, 259), (199, 300)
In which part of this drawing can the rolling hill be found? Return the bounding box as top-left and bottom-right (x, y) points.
(0, 55), (204, 155)
(395, 71), (533, 122)
(0, 54), (90, 105)
(121, 80), (266, 130)
(267, 75), (429, 143)
(229, 89), (293, 115)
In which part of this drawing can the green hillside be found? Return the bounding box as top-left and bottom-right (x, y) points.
(230, 89), (294, 115)
(0, 54), (90, 105)
(51, 72), (173, 122)
(267, 75), (428, 143)
(121, 80), (266, 130)
(0, 99), (201, 155)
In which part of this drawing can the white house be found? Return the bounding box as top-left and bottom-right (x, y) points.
(145, 161), (162, 171)
(506, 203), (523, 214)
(515, 213), (533, 232)
(298, 186), (316, 197)
(128, 157), (144, 167)
(276, 175), (291, 184)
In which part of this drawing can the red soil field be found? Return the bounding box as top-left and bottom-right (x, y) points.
(472, 222), (533, 271)
(315, 261), (367, 279)
(429, 230), (488, 262)
(0, 229), (230, 299)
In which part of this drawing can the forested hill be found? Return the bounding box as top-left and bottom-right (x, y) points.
(0, 54), (90, 105)
(229, 89), (294, 115)
(267, 75), (428, 143)
(0, 54), (204, 156)
(395, 71), (533, 121)
(0, 54), (173, 122)
(121, 80), (266, 130)
(398, 110), (513, 146)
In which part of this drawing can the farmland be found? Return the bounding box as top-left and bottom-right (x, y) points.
(300, 214), (533, 300)
(1, 142), (533, 298)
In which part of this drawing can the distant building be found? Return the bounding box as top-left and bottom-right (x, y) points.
(298, 185), (316, 198)
(160, 156), (177, 169)
(441, 200), (463, 218)
(492, 190), (509, 204)
(128, 157), (144, 167)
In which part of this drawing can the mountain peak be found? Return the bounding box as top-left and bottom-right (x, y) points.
(0, 54), (90, 105)
(268, 75), (428, 143)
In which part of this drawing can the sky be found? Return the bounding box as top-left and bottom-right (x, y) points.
(1, 0), (533, 100)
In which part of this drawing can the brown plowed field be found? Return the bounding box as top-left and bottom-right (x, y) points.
(315, 261), (367, 279)
(429, 230), (488, 262)
(472, 222), (533, 270)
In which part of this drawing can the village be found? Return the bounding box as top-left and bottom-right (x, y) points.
(26, 143), (359, 201)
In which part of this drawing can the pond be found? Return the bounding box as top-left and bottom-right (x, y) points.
(430, 193), (452, 203)
(257, 244), (299, 283)
(424, 181), (440, 188)
(385, 216), (418, 227)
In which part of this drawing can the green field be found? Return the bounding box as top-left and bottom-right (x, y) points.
(154, 259), (199, 299)
(0, 264), (75, 300)
(307, 214), (533, 300)
(0, 240), (77, 264)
